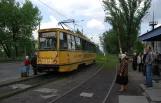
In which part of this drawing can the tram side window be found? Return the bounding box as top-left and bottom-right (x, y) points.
(81, 39), (85, 51)
(86, 42), (88, 51)
(68, 34), (72, 50)
(86, 41), (89, 51)
(93, 44), (95, 52)
(90, 43), (92, 52)
(60, 32), (67, 49)
(71, 35), (76, 50)
(68, 35), (76, 50)
(76, 37), (81, 50)
(88, 42), (91, 52)
(85, 41), (88, 51)
(91, 44), (93, 52)
(94, 45), (96, 52)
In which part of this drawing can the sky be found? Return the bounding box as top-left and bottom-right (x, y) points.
(18, 0), (161, 49)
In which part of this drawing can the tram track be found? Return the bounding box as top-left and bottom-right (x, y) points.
(48, 61), (118, 103)
(0, 61), (107, 103)
(0, 62), (104, 101)
(0, 73), (66, 100)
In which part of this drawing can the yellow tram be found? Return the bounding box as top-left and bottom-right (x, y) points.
(37, 28), (96, 72)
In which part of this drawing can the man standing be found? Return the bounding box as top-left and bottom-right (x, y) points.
(145, 47), (153, 87)
(143, 49), (148, 76)
(31, 53), (38, 75)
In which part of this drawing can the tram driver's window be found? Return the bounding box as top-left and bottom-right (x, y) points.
(60, 32), (67, 49)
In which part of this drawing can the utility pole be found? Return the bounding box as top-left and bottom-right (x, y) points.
(149, 10), (158, 30)
(82, 29), (83, 34)
(39, 22), (40, 30)
(149, 8), (158, 53)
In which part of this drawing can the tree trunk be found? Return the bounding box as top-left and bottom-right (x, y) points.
(0, 43), (11, 58)
(14, 45), (18, 58)
(116, 26), (122, 54)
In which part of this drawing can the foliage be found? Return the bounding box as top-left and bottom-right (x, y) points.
(100, 29), (118, 53)
(0, 0), (42, 58)
(132, 38), (145, 53)
(103, 0), (152, 52)
(75, 28), (82, 35)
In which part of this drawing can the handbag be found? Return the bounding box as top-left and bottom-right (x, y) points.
(115, 74), (128, 85)
(115, 74), (122, 85)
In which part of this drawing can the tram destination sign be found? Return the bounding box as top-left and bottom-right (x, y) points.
(41, 32), (56, 37)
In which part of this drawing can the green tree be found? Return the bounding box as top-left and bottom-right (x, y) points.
(76, 28), (82, 35)
(132, 38), (145, 53)
(103, 0), (151, 53)
(100, 29), (119, 54)
(0, 0), (42, 58)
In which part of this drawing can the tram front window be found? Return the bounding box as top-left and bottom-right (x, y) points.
(39, 32), (57, 50)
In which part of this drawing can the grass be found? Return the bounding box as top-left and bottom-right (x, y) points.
(96, 54), (119, 69)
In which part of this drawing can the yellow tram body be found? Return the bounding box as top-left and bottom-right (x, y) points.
(37, 28), (96, 72)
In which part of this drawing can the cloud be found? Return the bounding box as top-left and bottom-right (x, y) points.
(33, 15), (59, 39)
(31, 0), (105, 20)
(40, 16), (59, 29)
(87, 19), (105, 30)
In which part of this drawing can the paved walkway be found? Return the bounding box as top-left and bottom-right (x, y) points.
(107, 63), (161, 103)
(0, 62), (33, 83)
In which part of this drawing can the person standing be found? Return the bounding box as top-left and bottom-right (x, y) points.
(132, 53), (137, 71)
(31, 53), (38, 75)
(118, 54), (129, 92)
(143, 50), (148, 76)
(145, 47), (153, 87)
(24, 56), (30, 77)
(137, 53), (141, 72)
(137, 53), (143, 72)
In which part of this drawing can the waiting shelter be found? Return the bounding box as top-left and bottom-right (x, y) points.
(139, 26), (161, 54)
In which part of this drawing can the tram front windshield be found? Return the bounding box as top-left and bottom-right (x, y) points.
(39, 32), (57, 50)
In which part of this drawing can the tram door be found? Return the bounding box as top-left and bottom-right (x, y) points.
(59, 32), (69, 65)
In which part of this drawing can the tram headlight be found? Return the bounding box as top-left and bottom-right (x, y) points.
(53, 60), (57, 64)
(38, 60), (41, 64)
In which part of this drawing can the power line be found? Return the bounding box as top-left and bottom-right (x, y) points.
(37, 0), (69, 19)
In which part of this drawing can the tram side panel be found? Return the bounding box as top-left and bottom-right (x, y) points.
(83, 52), (96, 65)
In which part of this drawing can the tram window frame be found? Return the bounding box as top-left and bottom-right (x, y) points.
(60, 32), (68, 50)
(75, 37), (81, 50)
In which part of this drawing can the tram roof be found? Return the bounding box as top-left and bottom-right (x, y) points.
(38, 28), (95, 45)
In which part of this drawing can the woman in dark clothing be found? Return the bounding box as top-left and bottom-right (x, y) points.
(118, 54), (129, 92)
(31, 53), (38, 75)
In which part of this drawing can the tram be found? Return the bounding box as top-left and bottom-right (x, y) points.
(36, 28), (96, 73)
